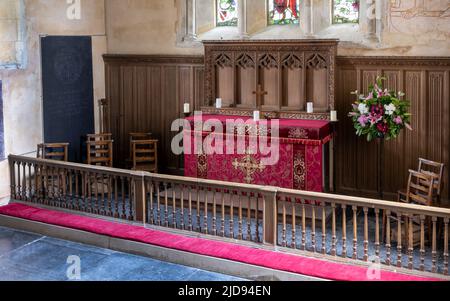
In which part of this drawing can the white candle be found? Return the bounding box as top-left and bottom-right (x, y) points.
(307, 102), (314, 114)
(216, 98), (222, 109)
(184, 103), (190, 114)
(330, 110), (338, 122)
(253, 111), (260, 122)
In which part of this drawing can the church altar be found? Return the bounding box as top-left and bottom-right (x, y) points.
(184, 115), (333, 192)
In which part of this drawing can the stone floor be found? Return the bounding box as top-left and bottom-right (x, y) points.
(0, 226), (246, 281)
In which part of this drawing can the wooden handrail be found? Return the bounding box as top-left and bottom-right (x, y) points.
(8, 154), (450, 218)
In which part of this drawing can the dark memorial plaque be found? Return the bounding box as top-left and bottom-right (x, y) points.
(0, 81), (4, 160)
(41, 36), (95, 162)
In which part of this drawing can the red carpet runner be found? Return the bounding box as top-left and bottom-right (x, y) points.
(0, 203), (442, 281)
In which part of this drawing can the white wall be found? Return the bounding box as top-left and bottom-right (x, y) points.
(0, 0), (107, 199)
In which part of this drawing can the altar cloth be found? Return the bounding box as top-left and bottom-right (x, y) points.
(184, 115), (332, 192)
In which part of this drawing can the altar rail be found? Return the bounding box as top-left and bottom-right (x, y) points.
(7, 155), (450, 277)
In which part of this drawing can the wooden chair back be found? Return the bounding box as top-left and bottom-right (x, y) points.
(131, 139), (158, 173)
(418, 158), (444, 197)
(37, 143), (69, 162)
(87, 133), (113, 142)
(87, 140), (113, 167)
(405, 169), (435, 206)
(128, 132), (152, 158)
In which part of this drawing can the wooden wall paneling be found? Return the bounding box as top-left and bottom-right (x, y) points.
(427, 70), (449, 198)
(194, 66), (205, 111)
(382, 69), (405, 194)
(355, 69), (381, 194)
(335, 67), (358, 193)
(104, 55), (450, 204)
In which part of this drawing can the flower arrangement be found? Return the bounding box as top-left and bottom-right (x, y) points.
(348, 77), (412, 142)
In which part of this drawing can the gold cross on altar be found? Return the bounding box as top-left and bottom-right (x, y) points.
(232, 150), (266, 184)
(253, 84), (268, 109)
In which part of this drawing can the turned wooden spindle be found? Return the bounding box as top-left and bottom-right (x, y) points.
(22, 163), (26, 201)
(408, 215), (414, 270)
(156, 184), (161, 226)
(149, 182), (154, 225)
(67, 171), (72, 209)
(342, 204), (347, 258)
(301, 200), (306, 251)
(221, 191), (225, 237)
(444, 218), (449, 275)
(27, 163), (32, 202)
(255, 196), (260, 242)
(238, 194), (243, 240)
(432, 216), (437, 273)
(363, 207), (369, 262)
(230, 195), (234, 239)
(331, 203), (337, 256)
(188, 187), (193, 231)
(172, 185), (177, 228)
(352, 206), (358, 260)
(397, 212), (403, 268)
(291, 201), (296, 249)
(312, 203), (316, 252)
(204, 190), (209, 234)
(112, 176), (118, 218)
(322, 203), (326, 255)
(121, 177), (126, 219)
(386, 210), (391, 266)
(212, 191), (217, 236)
(128, 179), (133, 220)
(196, 188), (201, 231)
(375, 208), (380, 258)
(180, 187), (185, 230)
(163, 183), (169, 227)
(420, 215), (425, 271)
(247, 195), (252, 241)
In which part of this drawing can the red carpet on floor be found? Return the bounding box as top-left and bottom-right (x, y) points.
(0, 203), (442, 281)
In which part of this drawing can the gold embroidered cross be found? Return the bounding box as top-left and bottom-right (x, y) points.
(232, 150), (266, 184)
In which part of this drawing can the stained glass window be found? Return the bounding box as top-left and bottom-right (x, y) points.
(268, 0), (300, 25)
(216, 0), (238, 27)
(333, 0), (359, 24)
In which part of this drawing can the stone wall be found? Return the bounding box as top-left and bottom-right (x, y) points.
(105, 0), (450, 57)
(0, 0), (107, 199)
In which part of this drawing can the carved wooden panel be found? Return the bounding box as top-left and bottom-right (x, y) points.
(204, 40), (338, 119)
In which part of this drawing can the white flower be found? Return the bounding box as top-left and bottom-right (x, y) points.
(398, 91), (405, 97)
(358, 103), (369, 115)
(384, 103), (396, 116)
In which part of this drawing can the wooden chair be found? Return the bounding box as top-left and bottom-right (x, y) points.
(87, 140), (113, 167)
(86, 139), (114, 197)
(36, 143), (69, 199)
(126, 132), (152, 166)
(384, 170), (436, 246)
(398, 158), (444, 206)
(131, 139), (158, 173)
(37, 143), (69, 161)
(418, 158), (444, 205)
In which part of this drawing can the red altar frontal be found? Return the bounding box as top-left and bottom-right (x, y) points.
(184, 115), (333, 192)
